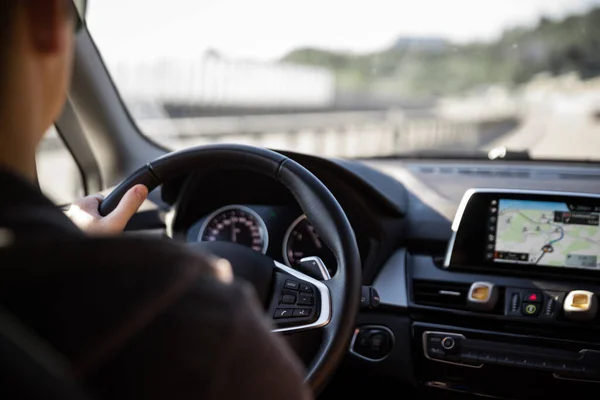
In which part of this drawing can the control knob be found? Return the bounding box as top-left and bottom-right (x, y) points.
(441, 336), (456, 350)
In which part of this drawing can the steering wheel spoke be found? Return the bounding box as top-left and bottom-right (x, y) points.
(270, 261), (331, 333)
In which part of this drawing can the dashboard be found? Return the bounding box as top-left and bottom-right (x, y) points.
(156, 152), (600, 399)
(186, 204), (337, 273)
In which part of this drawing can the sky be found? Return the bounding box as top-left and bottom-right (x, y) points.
(87, 0), (600, 63)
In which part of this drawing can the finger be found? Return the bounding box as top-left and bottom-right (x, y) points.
(103, 184), (148, 232)
(67, 193), (104, 216)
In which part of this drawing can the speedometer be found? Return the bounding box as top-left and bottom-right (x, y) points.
(283, 215), (336, 271)
(198, 205), (269, 254)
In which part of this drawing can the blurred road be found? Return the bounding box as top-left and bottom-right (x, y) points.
(485, 94), (600, 160)
(36, 94), (600, 204)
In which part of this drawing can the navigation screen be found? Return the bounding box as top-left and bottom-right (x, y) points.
(489, 199), (600, 268)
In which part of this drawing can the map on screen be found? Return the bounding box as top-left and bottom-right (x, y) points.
(493, 199), (600, 268)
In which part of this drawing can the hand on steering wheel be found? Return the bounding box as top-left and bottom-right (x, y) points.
(66, 184), (148, 234)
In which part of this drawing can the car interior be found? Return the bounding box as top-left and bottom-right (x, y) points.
(29, 1), (600, 398)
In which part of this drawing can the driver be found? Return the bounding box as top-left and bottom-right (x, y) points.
(0, 1), (310, 399)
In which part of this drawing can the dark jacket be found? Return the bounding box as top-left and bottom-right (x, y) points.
(0, 169), (311, 400)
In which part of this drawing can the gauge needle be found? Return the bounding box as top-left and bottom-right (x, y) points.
(231, 221), (237, 242)
(308, 225), (322, 249)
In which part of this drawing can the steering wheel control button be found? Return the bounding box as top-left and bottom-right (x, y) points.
(359, 286), (382, 310)
(284, 280), (299, 290)
(293, 308), (311, 317)
(299, 284), (312, 293)
(298, 294), (314, 306)
(467, 282), (499, 311)
(441, 337), (456, 351)
(274, 308), (294, 319)
(350, 326), (394, 361)
(280, 294), (296, 305)
(563, 290), (598, 321)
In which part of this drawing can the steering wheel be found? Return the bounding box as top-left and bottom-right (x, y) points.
(99, 144), (362, 393)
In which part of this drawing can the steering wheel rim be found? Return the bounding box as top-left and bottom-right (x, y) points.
(99, 144), (362, 393)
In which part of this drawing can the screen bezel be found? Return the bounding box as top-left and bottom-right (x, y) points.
(445, 189), (600, 278)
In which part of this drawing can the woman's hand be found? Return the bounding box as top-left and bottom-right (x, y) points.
(65, 184), (148, 235)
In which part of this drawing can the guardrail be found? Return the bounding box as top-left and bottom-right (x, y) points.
(133, 109), (504, 158)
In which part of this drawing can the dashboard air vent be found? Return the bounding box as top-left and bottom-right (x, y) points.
(412, 280), (471, 310)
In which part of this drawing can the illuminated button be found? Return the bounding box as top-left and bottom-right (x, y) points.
(441, 337), (456, 350)
(524, 291), (542, 303)
(522, 302), (541, 316)
(472, 286), (490, 301)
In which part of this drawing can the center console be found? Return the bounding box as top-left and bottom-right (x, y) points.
(409, 189), (600, 398)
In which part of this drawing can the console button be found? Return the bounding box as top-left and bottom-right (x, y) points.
(461, 350), (479, 365)
(571, 364), (594, 376)
(427, 335), (443, 346)
(553, 361), (573, 373)
(534, 359), (555, 371)
(524, 291), (543, 303)
(510, 292), (521, 312)
(428, 346), (446, 359)
(541, 291), (566, 318)
(478, 352), (497, 364)
(496, 354), (515, 366)
(506, 289), (523, 316)
(522, 302), (541, 316)
(353, 327), (393, 360)
(515, 356), (537, 368)
(441, 337), (456, 351)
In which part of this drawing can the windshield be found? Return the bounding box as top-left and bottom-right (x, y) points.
(87, 0), (600, 161)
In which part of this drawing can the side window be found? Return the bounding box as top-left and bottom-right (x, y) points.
(36, 127), (85, 205)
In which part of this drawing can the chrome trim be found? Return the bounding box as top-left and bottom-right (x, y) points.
(422, 331), (483, 368)
(444, 188), (600, 268)
(299, 256), (332, 281)
(443, 232), (457, 268)
(282, 214), (307, 267)
(439, 290), (461, 296)
(553, 373), (600, 383)
(198, 205), (269, 254)
(425, 382), (505, 398)
(349, 325), (395, 362)
(272, 261), (332, 333)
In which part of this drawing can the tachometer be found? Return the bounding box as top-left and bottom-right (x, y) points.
(283, 215), (336, 271)
(198, 205), (269, 254)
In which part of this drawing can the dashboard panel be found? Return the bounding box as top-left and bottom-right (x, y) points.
(157, 151), (600, 399)
(186, 203), (336, 272)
